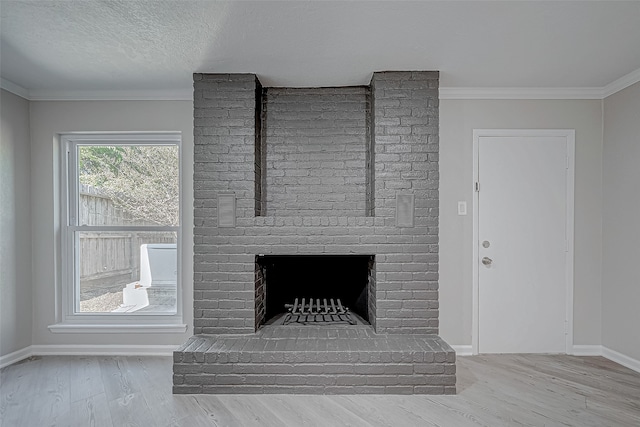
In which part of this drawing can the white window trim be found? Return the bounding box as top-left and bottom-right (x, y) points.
(50, 132), (186, 333)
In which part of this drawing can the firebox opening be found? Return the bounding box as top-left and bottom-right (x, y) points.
(256, 255), (374, 328)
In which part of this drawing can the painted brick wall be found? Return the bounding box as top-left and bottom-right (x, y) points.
(372, 71), (439, 220)
(192, 71), (440, 335)
(193, 74), (260, 333)
(264, 87), (369, 217)
(371, 71), (440, 332)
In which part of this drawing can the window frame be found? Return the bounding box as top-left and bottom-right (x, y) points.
(54, 132), (185, 331)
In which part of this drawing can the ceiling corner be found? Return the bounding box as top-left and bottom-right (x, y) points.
(1, 78), (31, 100)
(602, 67), (640, 99)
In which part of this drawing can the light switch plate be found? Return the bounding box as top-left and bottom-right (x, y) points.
(457, 201), (467, 215)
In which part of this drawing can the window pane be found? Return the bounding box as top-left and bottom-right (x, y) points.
(78, 145), (179, 226)
(78, 231), (178, 314)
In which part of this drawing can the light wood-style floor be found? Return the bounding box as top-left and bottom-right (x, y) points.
(1, 353), (639, 426)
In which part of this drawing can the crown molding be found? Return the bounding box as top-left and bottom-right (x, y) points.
(0, 78), (30, 99)
(28, 88), (193, 101)
(440, 67), (640, 100)
(601, 67), (640, 99)
(0, 78), (193, 101)
(4, 68), (640, 101)
(439, 86), (603, 100)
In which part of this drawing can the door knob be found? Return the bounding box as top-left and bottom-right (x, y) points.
(482, 257), (493, 266)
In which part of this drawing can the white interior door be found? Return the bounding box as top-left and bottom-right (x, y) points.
(475, 131), (573, 354)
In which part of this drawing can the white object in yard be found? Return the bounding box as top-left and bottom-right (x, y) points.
(122, 282), (149, 309)
(122, 243), (177, 310)
(139, 243), (178, 288)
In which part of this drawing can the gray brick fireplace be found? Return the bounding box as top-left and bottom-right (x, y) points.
(173, 71), (456, 394)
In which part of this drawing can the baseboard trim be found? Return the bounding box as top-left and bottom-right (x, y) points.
(30, 344), (179, 357)
(48, 323), (187, 334)
(569, 345), (640, 373)
(0, 346), (33, 369)
(602, 346), (640, 374)
(451, 345), (473, 356)
(1, 344), (181, 368)
(570, 345), (603, 356)
(5, 343), (639, 374)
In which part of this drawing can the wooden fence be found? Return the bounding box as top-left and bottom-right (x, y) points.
(79, 183), (158, 226)
(78, 186), (175, 295)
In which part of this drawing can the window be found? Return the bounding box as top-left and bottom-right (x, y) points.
(55, 133), (184, 331)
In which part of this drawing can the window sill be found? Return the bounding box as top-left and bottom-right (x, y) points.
(48, 323), (188, 334)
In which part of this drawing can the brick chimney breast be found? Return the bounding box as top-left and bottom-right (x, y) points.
(181, 71), (453, 395)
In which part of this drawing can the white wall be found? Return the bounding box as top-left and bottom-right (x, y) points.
(438, 99), (603, 348)
(602, 81), (640, 361)
(18, 95), (610, 352)
(0, 89), (33, 357)
(29, 100), (193, 346)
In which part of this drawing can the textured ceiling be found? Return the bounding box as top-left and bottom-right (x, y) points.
(1, 1), (640, 95)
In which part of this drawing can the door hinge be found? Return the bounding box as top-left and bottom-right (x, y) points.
(475, 182), (480, 192)
(566, 154), (570, 169)
(564, 320), (569, 335)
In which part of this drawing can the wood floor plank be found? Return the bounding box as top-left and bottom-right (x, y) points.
(106, 392), (154, 427)
(141, 380), (193, 426)
(97, 356), (157, 427)
(459, 356), (603, 426)
(65, 392), (114, 427)
(169, 413), (230, 427)
(25, 356), (71, 427)
(163, 396), (239, 427)
(125, 355), (173, 391)
(187, 395), (262, 427)
(69, 356), (106, 403)
(216, 394), (293, 427)
(436, 382), (558, 426)
(98, 356), (140, 402)
(461, 354), (639, 427)
(386, 395), (490, 427)
(278, 395), (373, 427)
(2, 353), (639, 427)
(0, 356), (41, 427)
(247, 395), (324, 427)
(329, 395), (436, 427)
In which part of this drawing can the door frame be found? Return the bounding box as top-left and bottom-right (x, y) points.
(472, 129), (575, 355)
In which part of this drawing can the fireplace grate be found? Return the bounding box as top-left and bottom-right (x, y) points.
(283, 297), (357, 325)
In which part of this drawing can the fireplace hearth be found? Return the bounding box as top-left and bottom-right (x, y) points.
(174, 71), (456, 394)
